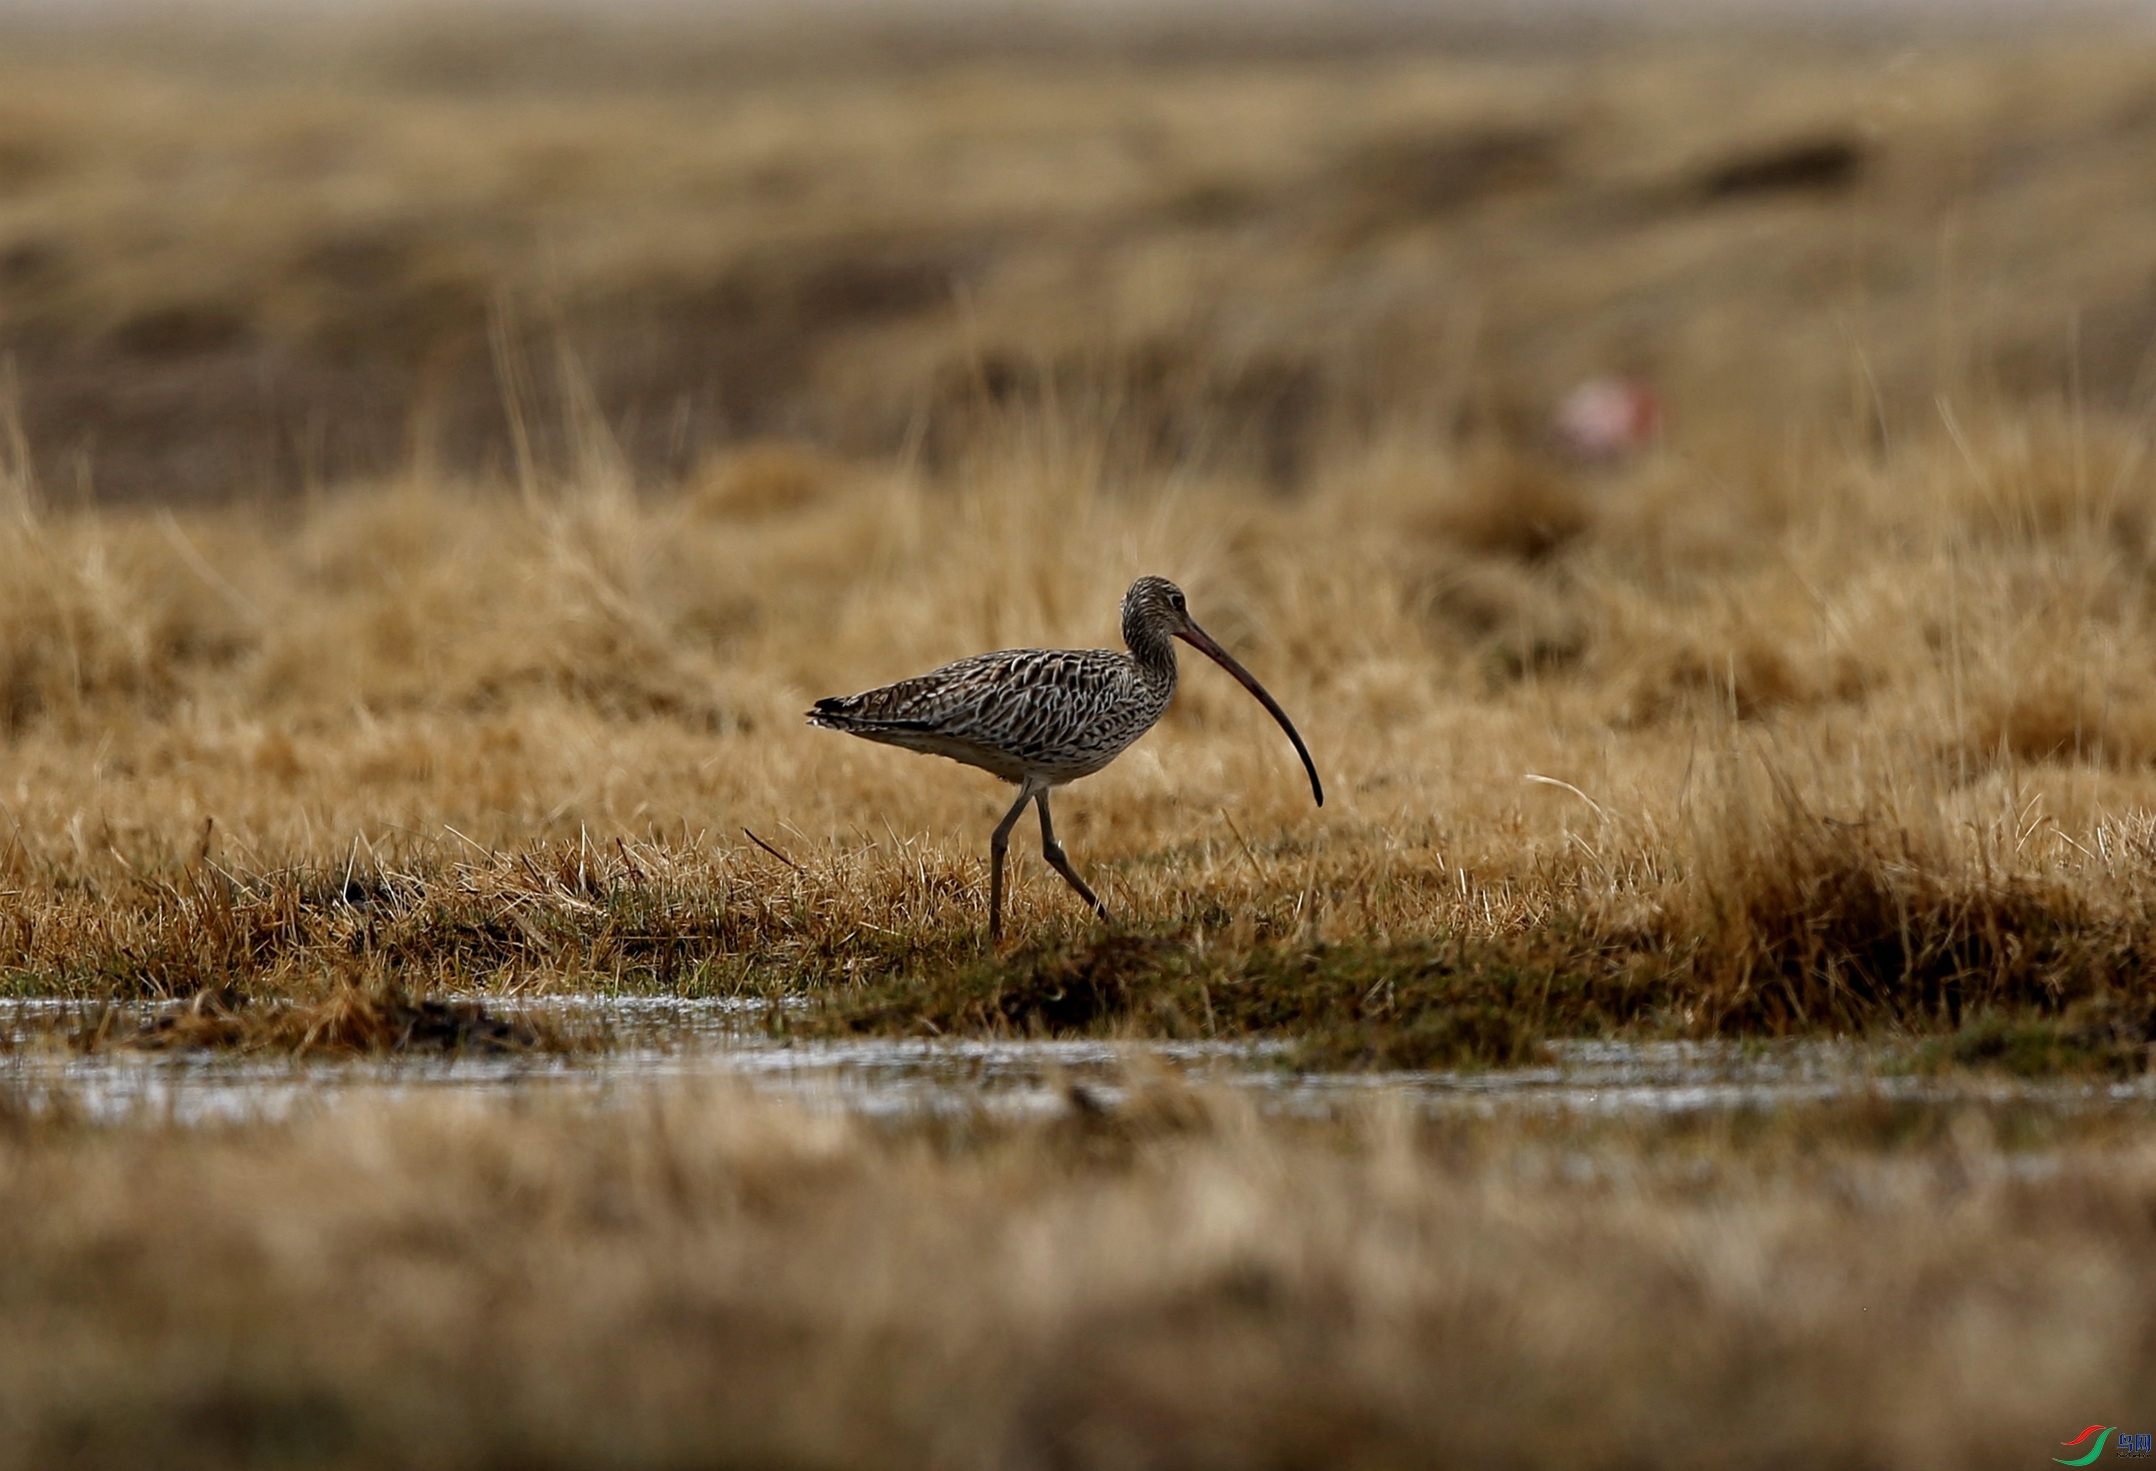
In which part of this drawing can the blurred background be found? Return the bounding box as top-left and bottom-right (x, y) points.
(4, 0), (2156, 506)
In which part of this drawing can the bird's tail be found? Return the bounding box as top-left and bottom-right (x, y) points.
(806, 695), (931, 734)
(805, 696), (859, 730)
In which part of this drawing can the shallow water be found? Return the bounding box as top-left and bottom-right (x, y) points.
(6, 995), (2155, 1125)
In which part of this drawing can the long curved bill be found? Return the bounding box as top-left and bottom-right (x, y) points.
(1176, 622), (1325, 807)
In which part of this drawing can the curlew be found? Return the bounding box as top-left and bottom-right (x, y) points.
(808, 576), (1323, 940)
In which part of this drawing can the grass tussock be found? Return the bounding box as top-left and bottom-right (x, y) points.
(0, 1081), (2148, 1470)
(1669, 781), (2153, 1040)
(81, 984), (547, 1056)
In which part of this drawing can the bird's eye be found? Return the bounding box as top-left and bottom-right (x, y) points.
(1170, 593), (1186, 611)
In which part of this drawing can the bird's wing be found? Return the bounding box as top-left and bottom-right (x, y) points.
(811, 649), (1131, 745)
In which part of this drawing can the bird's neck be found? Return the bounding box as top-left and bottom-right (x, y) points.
(1125, 624), (1179, 688)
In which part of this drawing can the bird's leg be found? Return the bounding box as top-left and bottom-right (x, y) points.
(988, 783), (1037, 943)
(1036, 790), (1110, 923)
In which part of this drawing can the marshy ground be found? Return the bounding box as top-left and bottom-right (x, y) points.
(3, 3), (2156, 1464)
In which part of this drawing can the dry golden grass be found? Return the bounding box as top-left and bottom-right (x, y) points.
(3, 10), (2156, 1048)
(0, 1078), (2148, 1470)
(8, 395), (2156, 1062)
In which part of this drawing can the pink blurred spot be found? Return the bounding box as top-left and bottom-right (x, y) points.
(1554, 377), (1662, 462)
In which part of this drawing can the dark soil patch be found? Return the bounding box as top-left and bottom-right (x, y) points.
(83, 987), (544, 1055)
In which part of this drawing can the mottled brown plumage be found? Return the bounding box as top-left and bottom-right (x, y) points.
(809, 576), (1323, 940)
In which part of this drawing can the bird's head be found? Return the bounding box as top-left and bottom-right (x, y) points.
(1119, 575), (1323, 807)
(1120, 575), (1195, 644)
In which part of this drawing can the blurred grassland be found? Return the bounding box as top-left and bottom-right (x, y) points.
(8, 14), (2156, 498)
(0, 1082), (2151, 1470)
(5, 12), (2156, 1060)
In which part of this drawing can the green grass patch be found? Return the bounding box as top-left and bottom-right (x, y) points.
(6, 844), (2156, 1074)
